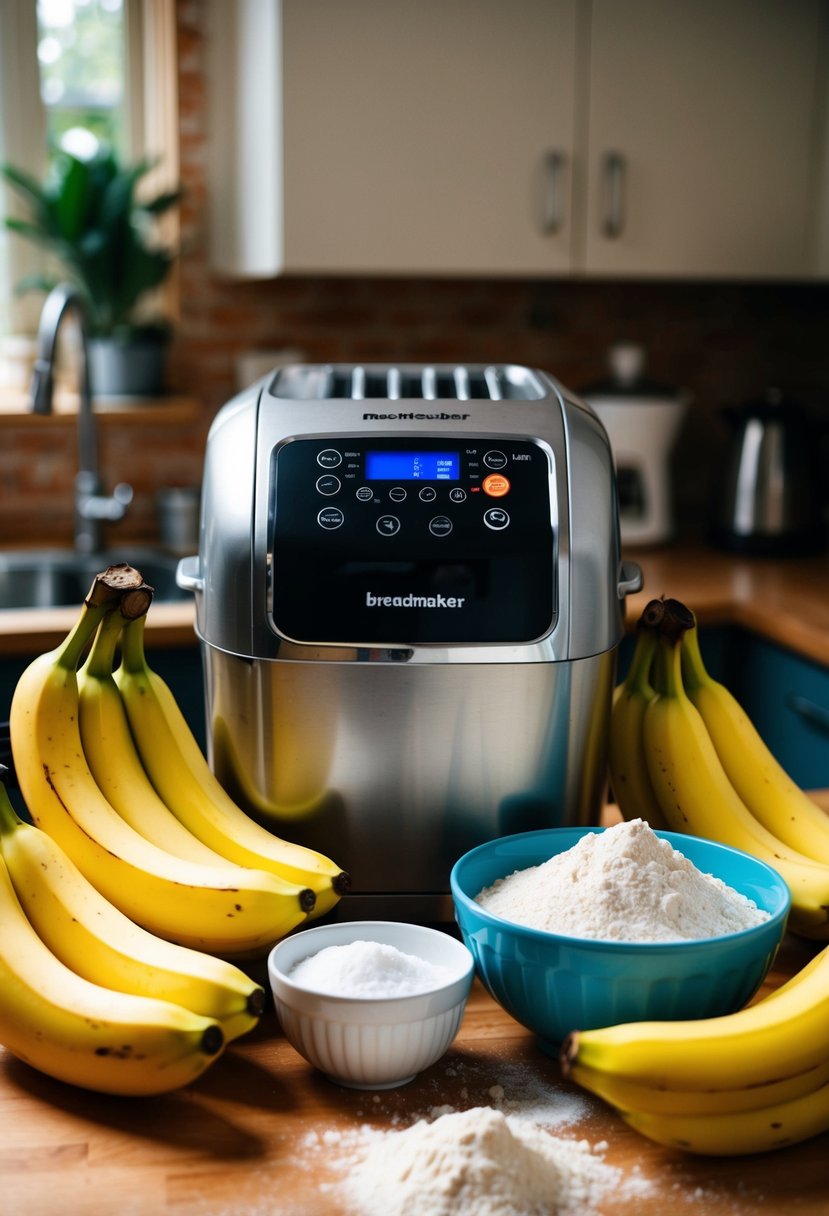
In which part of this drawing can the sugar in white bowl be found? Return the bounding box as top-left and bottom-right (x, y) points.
(268, 921), (475, 1089)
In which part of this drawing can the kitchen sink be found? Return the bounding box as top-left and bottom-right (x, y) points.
(0, 548), (190, 611)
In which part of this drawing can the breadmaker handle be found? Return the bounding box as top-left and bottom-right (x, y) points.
(617, 559), (643, 599)
(175, 555), (204, 594)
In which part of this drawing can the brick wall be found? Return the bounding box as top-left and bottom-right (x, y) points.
(2, 0), (828, 549)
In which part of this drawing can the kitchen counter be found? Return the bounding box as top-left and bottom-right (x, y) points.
(1, 542), (827, 663)
(624, 544), (829, 668)
(2, 919), (828, 1215)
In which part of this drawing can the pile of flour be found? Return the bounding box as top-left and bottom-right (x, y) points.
(475, 818), (769, 942)
(341, 1106), (627, 1216)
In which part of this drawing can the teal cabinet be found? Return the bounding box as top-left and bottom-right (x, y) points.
(723, 634), (829, 791)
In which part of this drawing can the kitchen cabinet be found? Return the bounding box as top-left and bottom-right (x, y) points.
(207, 0), (829, 279)
(724, 634), (829, 791)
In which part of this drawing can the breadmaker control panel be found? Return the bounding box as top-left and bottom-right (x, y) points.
(269, 436), (555, 645)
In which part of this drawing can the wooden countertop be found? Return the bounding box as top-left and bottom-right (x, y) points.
(4, 541), (829, 663)
(3, 931), (827, 1215)
(625, 544), (829, 668)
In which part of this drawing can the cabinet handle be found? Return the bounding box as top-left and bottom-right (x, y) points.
(601, 151), (626, 238)
(541, 150), (566, 235)
(787, 694), (829, 737)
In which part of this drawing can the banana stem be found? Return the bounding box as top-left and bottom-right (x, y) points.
(655, 633), (685, 700)
(83, 609), (126, 680)
(679, 623), (711, 693)
(625, 627), (659, 696)
(0, 778), (23, 836)
(54, 601), (118, 673)
(118, 615), (149, 676)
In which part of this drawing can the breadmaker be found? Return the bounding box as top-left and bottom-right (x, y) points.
(177, 363), (642, 920)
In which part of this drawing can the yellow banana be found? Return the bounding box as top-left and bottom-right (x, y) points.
(608, 600), (670, 830)
(78, 609), (246, 868)
(9, 595), (315, 958)
(560, 943), (829, 1092)
(620, 1077), (829, 1156)
(0, 780), (263, 1043)
(567, 1055), (829, 1117)
(643, 627), (829, 938)
(680, 619), (829, 865)
(0, 850), (224, 1096)
(114, 613), (350, 919)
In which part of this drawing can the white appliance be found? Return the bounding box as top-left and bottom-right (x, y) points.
(583, 344), (690, 546)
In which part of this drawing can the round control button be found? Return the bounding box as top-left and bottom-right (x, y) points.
(356, 486), (373, 501)
(483, 507), (510, 531)
(429, 515), (453, 537)
(419, 486), (437, 502)
(317, 506), (344, 530)
(483, 450), (508, 470)
(317, 448), (343, 469)
(376, 514), (401, 537)
(389, 486), (407, 502)
(448, 487), (467, 503)
(482, 473), (510, 497)
(316, 474), (341, 496)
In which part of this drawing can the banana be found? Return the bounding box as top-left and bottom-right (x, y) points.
(0, 849), (224, 1096)
(0, 779), (263, 1043)
(114, 613), (350, 919)
(9, 592), (316, 958)
(619, 1077), (829, 1156)
(567, 1055), (829, 1117)
(608, 599), (671, 830)
(680, 618), (829, 865)
(560, 943), (829, 1093)
(78, 609), (246, 867)
(643, 625), (829, 938)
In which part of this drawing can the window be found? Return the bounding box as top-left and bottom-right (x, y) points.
(0, 0), (177, 354)
(38, 0), (127, 154)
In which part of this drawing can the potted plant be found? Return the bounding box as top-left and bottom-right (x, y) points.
(1, 138), (182, 397)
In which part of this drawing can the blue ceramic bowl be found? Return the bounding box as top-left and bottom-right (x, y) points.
(450, 827), (790, 1054)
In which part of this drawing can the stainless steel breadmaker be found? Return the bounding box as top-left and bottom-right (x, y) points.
(177, 362), (642, 920)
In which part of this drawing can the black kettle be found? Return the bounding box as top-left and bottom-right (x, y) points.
(712, 388), (825, 556)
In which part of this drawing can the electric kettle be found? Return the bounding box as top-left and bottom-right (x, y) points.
(712, 388), (824, 556)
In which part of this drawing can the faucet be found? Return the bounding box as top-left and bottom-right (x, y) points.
(29, 283), (133, 554)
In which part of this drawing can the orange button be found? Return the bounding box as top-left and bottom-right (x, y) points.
(482, 473), (510, 498)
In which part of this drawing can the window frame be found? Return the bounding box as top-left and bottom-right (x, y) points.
(0, 0), (179, 346)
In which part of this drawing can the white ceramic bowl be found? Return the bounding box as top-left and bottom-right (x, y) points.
(268, 920), (475, 1089)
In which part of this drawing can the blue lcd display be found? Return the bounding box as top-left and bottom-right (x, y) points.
(365, 451), (460, 481)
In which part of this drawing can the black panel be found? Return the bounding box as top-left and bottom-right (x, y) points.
(270, 437), (556, 645)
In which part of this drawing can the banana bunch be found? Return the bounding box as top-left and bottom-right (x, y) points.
(9, 566), (346, 960)
(0, 773), (227, 1099)
(561, 943), (829, 1155)
(111, 610), (349, 919)
(0, 773), (234, 1095)
(609, 596), (829, 940)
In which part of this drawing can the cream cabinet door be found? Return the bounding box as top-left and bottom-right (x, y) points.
(281, 0), (579, 275)
(582, 0), (826, 278)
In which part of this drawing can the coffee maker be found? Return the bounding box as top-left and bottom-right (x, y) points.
(582, 344), (690, 547)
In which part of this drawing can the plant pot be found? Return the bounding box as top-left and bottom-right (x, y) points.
(89, 334), (168, 399)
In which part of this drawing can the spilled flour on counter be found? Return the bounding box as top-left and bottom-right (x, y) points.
(475, 818), (769, 941)
(299, 1059), (656, 1216)
(341, 1106), (625, 1216)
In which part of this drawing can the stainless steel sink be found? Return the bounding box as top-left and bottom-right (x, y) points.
(0, 548), (190, 611)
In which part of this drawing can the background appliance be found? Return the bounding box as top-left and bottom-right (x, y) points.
(178, 363), (642, 920)
(582, 343), (689, 546)
(712, 387), (825, 556)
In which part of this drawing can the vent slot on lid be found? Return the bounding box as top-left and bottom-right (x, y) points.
(270, 364), (545, 401)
